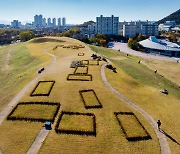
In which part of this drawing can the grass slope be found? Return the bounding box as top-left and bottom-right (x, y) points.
(89, 44), (180, 154)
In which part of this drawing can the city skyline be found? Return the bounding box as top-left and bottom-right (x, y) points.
(0, 0), (179, 24)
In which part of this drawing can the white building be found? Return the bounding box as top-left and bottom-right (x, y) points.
(58, 18), (61, 26)
(122, 21), (158, 38)
(88, 24), (96, 35)
(96, 15), (119, 35)
(62, 17), (66, 26)
(139, 36), (180, 57)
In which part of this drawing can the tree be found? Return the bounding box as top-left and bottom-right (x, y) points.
(20, 30), (35, 41)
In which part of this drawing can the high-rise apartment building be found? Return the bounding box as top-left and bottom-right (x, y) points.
(96, 15), (119, 35)
(58, 18), (61, 26)
(11, 20), (21, 28)
(42, 18), (46, 27)
(33, 14), (43, 27)
(62, 17), (66, 26)
(48, 18), (51, 26)
(52, 18), (56, 26)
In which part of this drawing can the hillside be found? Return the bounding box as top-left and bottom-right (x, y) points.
(157, 9), (180, 24)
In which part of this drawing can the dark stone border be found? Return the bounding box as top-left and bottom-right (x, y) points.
(7, 102), (60, 123)
(114, 112), (152, 141)
(67, 74), (92, 81)
(74, 66), (88, 75)
(79, 89), (103, 109)
(55, 111), (96, 136)
(30, 81), (55, 97)
(78, 53), (85, 56)
(81, 60), (99, 66)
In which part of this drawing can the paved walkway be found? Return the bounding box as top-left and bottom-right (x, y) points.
(0, 50), (56, 125)
(26, 127), (50, 154)
(110, 42), (179, 62)
(101, 64), (171, 154)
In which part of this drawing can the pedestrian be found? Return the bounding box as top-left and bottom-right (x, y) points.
(157, 120), (161, 130)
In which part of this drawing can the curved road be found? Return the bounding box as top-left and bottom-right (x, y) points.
(110, 42), (179, 62)
(0, 50), (56, 125)
(101, 64), (171, 154)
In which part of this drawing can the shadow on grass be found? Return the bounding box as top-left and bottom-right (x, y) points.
(31, 38), (66, 43)
(160, 129), (180, 145)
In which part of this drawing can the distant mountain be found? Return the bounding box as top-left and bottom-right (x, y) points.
(157, 9), (180, 24)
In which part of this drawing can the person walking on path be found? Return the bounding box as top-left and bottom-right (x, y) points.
(157, 120), (161, 130)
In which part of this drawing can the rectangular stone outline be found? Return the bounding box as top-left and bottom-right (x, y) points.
(114, 112), (152, 141)
(79, 89), (103, 109)
(7, 102), (60, 123)
(74, 66), (88, 75)
(81, 60), (99, 66)
(67, 74), (92, 81)
(55, 111), (96, 136)
(30, 81), (55, 97)
(78, 53), (85, 56)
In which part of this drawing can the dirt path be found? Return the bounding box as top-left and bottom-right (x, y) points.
(0, 50), (56, 125)
(101, 64), (171, 154)
(26, 127), (50, 154)
(111, 42), (179, 62)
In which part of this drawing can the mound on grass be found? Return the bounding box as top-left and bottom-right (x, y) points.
(7, 102), (60, 123)
(55, 112), (96, 136)
(31, 38), (65, 43)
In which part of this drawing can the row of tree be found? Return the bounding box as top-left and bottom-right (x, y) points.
(128, 34), (147, 51)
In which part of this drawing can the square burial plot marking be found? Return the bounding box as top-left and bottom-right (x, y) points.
(81, 60), (99, 65)
(114, 112), (151, 141)
(67, 74), (92, 81)
(55, 112), (96, 136)
(78, 53), (85, 56)
(74, 66), (88, 75)
(79, 89), (103, 109)
(30, 81), (55, 96)
(7, 102), (60, 123)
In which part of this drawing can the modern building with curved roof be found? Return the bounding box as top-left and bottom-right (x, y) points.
(139, 36), (180, 57)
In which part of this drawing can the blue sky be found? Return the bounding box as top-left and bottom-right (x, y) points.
(0, 0), (179, 24)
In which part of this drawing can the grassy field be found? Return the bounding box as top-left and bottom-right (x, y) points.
(1, 37), (179, 153)
(89, 44), (180, 154)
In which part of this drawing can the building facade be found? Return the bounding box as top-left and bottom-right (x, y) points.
(62, 18), (66, 26)
(11, 20), (21, 28)
(52, 18), (56, 27)
(122, 21), (158, 38)
(58, 18), (61, 26)
(96, 15), (119, 35)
